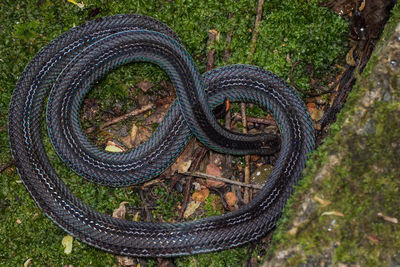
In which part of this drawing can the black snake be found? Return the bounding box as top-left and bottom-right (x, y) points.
(8, 14), (315, 256)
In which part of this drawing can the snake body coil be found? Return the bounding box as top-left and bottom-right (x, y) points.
(8, 14), (314, 256)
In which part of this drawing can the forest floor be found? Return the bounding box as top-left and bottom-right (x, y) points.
(0, 0), (397, 266)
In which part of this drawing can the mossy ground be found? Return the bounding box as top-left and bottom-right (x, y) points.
(268, 4), (400, 266)
(0, 0), (348, 266)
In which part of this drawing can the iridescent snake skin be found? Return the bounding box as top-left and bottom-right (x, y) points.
(8, 14), (314, 256)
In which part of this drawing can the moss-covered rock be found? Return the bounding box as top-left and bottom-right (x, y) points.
(264, 5), (400, 267)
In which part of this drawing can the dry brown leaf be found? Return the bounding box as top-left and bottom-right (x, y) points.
(307, 103), (324, 121)
(192, 188), (210, 203)
(133, 211), (140, 222)
(206, 163), (221, 176)
(112, 201), (129, 219)
(136, 81), (154, 92)
(365, 234), (379, 244)
(209, 29), (220, 42)
(206, 179), (225, 188)
(346, 44), (357, 66)
(288, 227), (298, 236)
(224, 192), (237, 206)
(120, 135), (132, 149)
(183, 201), (201, 218)
(178, 160), (192, 174)
(205, 163), (225, 188)
(321, 211), (344, 217)
(130, 124), (138, 142)
(133, 126), (152, 146)
(359, 0), (366, 11)
(313, 196), (331, 206)
(118, 256), (135, 266)
(377, 212), (398, 224)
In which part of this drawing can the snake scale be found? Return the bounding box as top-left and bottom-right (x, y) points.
(8, 14), (314, 257)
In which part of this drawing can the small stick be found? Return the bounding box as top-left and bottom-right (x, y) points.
(223, 14), (234, 63)
(232, 113), (277, 126)
(179, 147), (208, 219)
(206, 30), (217, 71)
(183, 171), (263, 190)
(87, 104), (153, 133)
(248, 0), (265, 61)
(0, 160), (15, 173)
(240, 103), (251, 203)
(224, 14), (234, 192)
(241, 0), (266, 204)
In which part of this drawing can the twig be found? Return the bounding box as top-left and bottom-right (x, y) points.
(141, 178), (162, 189)
(223, 17), (234, 191)
(179, 147), (208, 219)
(223, 13), (234, 63)
(183, 171), (263, 190)
(87, 103), (153, 133)
(0, 160), (15, 173)
(232, 113), (277, 126)
(206, 30), (217, 71)
(241, 0), (265, 204)
(240, 103), (251, 203)
(289, 60), (336, 97)
(248, 0), (265, 61)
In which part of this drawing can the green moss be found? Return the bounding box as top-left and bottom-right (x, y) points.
(0, 0), (348, 265)
(268, 5), (400, 265)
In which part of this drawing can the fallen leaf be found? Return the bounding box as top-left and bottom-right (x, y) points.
(205, 179), (225, 188)
(286, 53), (292, 63)
(192, 182), (202, 191)
(62, 235), (73, 254)
(130, 124), (138, 142)
(67, 0), (84, 8)
(224, 192), (237, 206)
(118, 256), (135, 266)
(192, 189), (210, 203)
(206, 163), (220, 176)
(23, 258), (32, 267)
(325, 0), (354, 16)
(178, 160), (192, 174)
(359, 0), (365, 11)
(120, 135), (132, 149)
(313, 196), (331, 206)
(183, 201), (201, 218)
(113, 201), (129, 219)
(209, 29), (220, 42)
(321, 211), (344, 217)
(377, 212), (398, 224)
(136, 81), (154, 92)
(288, 227), (298, 236)
(365, 234), (379, 244)
(133, 211), (140, 222)
(170, 140), (197, 174)
(346, 43), (357, 66)
(105, 141), (125, 153)
(133, 126), (152, 146)
(307, 103), (324, 121)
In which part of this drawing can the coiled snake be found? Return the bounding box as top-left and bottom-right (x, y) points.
(8, 14), (315, 256)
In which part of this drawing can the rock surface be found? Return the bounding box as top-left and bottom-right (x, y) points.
(263, 18), (400, 267)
